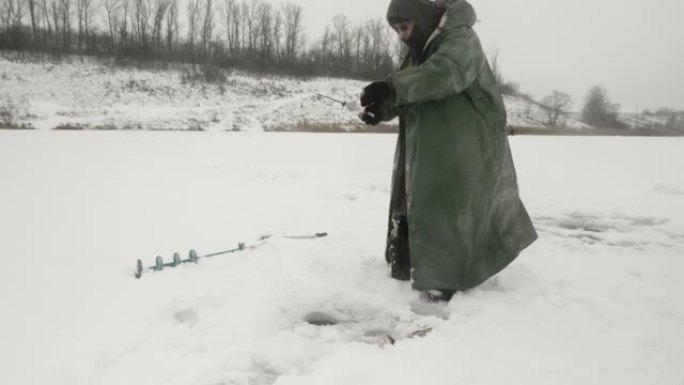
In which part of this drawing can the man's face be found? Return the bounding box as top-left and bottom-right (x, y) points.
(392, 20), (415, 42)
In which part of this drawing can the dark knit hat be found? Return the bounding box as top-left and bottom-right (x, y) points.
(386, 0), (445, 56)
(386, 0), (443, 28)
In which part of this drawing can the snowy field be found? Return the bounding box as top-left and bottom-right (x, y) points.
(0, 131), (683, 385)
(0, 55), (587, 132)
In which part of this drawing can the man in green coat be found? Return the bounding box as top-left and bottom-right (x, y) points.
(360, 0), (537, 301)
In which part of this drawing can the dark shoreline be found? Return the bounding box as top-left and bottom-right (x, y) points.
(3, 124), (684, 137)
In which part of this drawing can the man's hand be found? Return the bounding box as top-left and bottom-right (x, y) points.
(359, 104), (382, 125)
(360, 81), (391, 107)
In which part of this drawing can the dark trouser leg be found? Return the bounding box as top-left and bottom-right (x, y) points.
(386, 121), (410, 281)
(387, 212), (411, 281)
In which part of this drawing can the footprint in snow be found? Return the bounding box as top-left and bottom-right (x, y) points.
(173, 308), (198, 327)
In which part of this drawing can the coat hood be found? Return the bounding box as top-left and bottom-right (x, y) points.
(388, 0), (477, 57)
(441, 0), (477, 30)
(415, 0), (476, 55)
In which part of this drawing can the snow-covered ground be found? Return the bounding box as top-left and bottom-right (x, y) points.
(1, 55), (589, 131)
(0, 130), (682, 384)
(0, 55), (367, 131)
(506, 96), (590, 129)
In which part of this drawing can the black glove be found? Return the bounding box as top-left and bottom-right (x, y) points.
(360, 81), (391, 107)
(359, 104), (382, 125)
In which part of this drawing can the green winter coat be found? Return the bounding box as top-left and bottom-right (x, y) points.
(379, 0), (537, 291)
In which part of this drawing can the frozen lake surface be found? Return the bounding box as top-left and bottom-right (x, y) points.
(0, 131), (682, 384)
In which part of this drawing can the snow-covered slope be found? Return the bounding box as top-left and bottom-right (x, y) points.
(1, 55), (367, 131)
(617, 112), (674, 129)
(505, 95), (589, 129)
(2, 55), (590, 131)
(1, 131), (683, 384)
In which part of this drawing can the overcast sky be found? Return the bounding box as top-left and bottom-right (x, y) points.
(266, 0), (684, 111)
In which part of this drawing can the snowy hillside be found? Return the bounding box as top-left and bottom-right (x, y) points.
(617, 112), (673, 129)
(1, 55), (368, 132)
(505, 95), (589, 129)
(1, 131), (683, 384)
(1, 54), (588, 132)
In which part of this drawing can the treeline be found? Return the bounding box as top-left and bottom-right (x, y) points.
(519, 86), (684, 131)
(577, 86), (684, 131)
(0, 0), (398, 78)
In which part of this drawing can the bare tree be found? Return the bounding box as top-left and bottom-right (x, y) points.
(229, 0), (240, 53)
(102, 0), (119, 53)
(319, 27), (331, 69)
(150, 0), (168, 56)
(76, 0), (84, 49)
(15, 0), (24, 27)
(1, 0), (13, 47)
(6, 0), (24, 28)
(351, 23), (364, 73)
(243, 0), (259, 55)
(582, 86), (623, 128)
(282, 2), (302, 63)
(49, 0), (63, 49)
(360, 21), (373, 71)
(200, 0), (213, 59)
(118, 0), (129, 49)
(28, 0), (40, 43)
(218, 0), (236, 54)
(257, 1), (272, 61)
(366, 18), (392, 74)
(186, 0), (200, 57)
(0, 0), (10, 32)
(331, 14), (351, 68)
(1, 0), (26, 48)
(59, 0), (72, 51)
(542, 91), (573, 127)
(1, 0), (402, 78)
(237, 0), (248, 52)
(41, 0), (53, 46)
(76, 0), (95, 51)
(392, 32), (406, 67)
(132, 0), (152, 56)
(271, 4), (281, 63)
(165, 0), (177, 54)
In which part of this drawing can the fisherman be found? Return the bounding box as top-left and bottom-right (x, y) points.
(359, 0), (537, 301)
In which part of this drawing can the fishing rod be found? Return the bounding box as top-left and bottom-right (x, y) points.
(313, 92), (349, 107)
